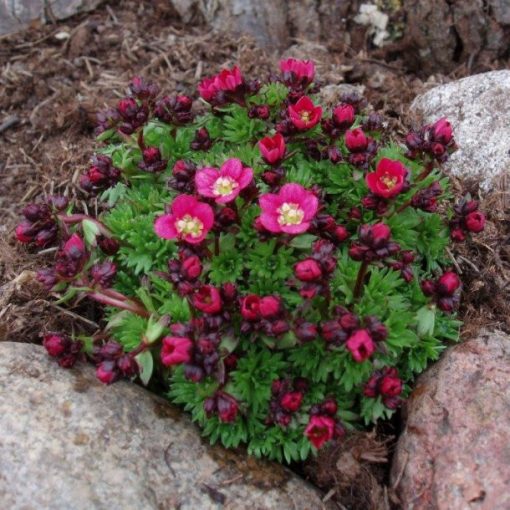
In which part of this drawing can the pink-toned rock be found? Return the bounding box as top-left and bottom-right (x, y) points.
(391, 330), (510, 510)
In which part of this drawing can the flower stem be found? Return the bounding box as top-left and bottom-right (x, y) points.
(88, 291), (150, 318)
(353, 260), (369, 301)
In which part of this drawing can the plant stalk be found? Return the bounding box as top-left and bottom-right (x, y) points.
(353, 260), (369, 301)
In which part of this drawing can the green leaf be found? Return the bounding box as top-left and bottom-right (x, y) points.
(136, 350), (154, 385)
(416, 306), (436, 338)
(289, 234), (317, 249)
(82, 219), (100, 247)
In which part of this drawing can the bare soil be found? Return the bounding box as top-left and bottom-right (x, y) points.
(1, 1), (509, 508)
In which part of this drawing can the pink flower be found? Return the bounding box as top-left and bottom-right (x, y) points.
(280, 391), (303, 412)
(304, 415), (335, 449)
(198, 76), (219, 102)
(288, 96), (322, 130)
(160, 336), (193, 366)
(214, 66), (244, 92)
(366, 158), (409, 199)
(195, 158), (253, 204)
(154, 195), (214, 245)
(346, 329), (375, 362)
(259, 183), (319, 235)
(280, 58), (315, 86)
(259, 133), (286, 165)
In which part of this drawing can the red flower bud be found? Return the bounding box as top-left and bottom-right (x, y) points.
(464, 211), (486, 233)
(43, 333), (70, 357)
(333, 225), (349, 243)
(192, 285), (222, 314)
(216, 392), (239, 423)
(421, 279), (436, 296)
(339, 312), (359, 331)
(203, 396), (217, 417)
(280, 391), (303, 412)
(181, 255), (202, 280)
(96, 360), (119, 385)
(450, 227), (466, 242)
(345, 128), (368, 152)
(117, 355), (139, 378)
(431, 117), (453, 145)
(295, 258), (323, 282)
(241, 294), (261, 321)
(295, 321), (318, 342)
(90, 261), (117, 287)
(380, 373), (402, 397)
(184, 364), (205, 382)
(321, 399), (338, 416)
(332, 103), (355, 129)
(221, 282), (237, 303)
(437, 271), (460, 296)
(15, 222), (34, 243)
(259, 295), (281, 319)
(271, 320), (290, 336)
(97, 235), (120, 255)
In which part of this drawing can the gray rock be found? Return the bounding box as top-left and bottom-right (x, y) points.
(411, 70), (510, 191)
(0, 342), (331, 510)
(391, 330), (510, 510)
(0, 0), (102, 36)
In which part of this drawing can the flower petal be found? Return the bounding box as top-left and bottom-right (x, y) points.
(301, 194), (319, 220)
(171, 194), (197, 217)
(194, 202), (215, 230)
(154, 214), (178, 240)
(260, 212), (282, 233)
(281, 221), (310, 235)
(221, 158), (243, 179)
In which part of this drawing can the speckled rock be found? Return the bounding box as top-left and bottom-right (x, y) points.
(0, 342), (332, 510)
(411, 70), (510, 191)
(391, 330), (510, 510)
(0, 0), (103, 36)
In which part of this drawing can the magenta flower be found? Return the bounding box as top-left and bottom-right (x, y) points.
(346, 329), (375, 363)
(154, 195), (214, 245)
(214, 66), (244, 92)
(195, 158), (253, 204)
(160, 336), (193, 366)
(280, 58), (315, 87)
(198, 76), (219, 102)
(288, 96), (322, 130)
(259, 183), (319, 235)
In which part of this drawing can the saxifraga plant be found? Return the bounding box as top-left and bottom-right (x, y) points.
(16, 60), (486, 463)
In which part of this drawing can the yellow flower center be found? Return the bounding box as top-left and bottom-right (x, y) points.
(277, 202), (305, 226)
(381, 174), (398, 189)
(300, 111), (311, 122)
(175, 214), (204, 238)
(213, 176), (238, 196)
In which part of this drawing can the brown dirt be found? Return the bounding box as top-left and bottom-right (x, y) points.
(1, 2), (509, 508)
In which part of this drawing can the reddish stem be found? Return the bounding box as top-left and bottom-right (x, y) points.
(353, 260), (369, 301)
(88, 292), (150, 318)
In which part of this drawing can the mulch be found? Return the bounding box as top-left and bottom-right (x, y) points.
(0, 1), (509, 508)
